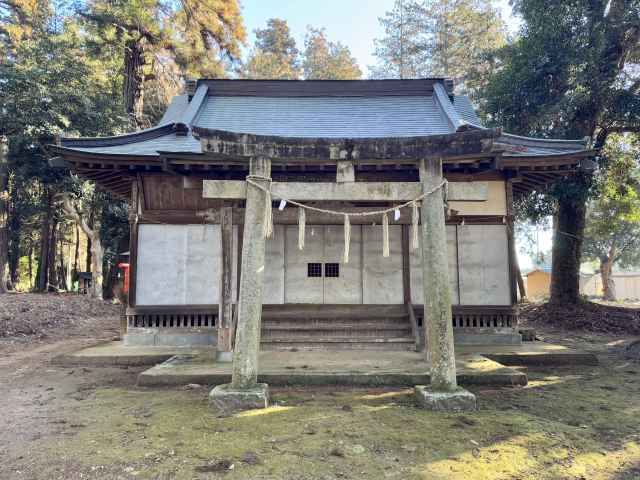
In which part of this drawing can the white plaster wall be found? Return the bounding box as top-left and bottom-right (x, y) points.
(324, 225), (363, 304)
(136, 224), (220, 305)
(448, 181), (507, 216)
(284, 225), (324, 303)
(410, 225), (459, 305)
(362, 225), (404, 304)
(457, 224), (510, 305)
(263, 225), (285, 304)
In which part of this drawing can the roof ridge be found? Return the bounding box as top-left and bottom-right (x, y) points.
(433, 83), (467, 132)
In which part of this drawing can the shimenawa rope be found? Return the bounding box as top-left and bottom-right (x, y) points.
(245, 175), (447, 263)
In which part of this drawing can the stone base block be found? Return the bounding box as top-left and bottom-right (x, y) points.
(414, 385), (477, 412)
(209, 383), (269, 413)
(124, 328), (216, 347)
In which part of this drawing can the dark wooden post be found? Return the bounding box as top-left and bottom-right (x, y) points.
(217, 205), (234, 361)
(127, 179), (139, 309)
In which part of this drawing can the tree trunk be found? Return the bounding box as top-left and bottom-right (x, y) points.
(550, 187), (587, 305)
(0, 136), (9, 293)
(85, 236), (92, 273)
(123, 39), (146, 128)
(58, 229), (67, 290)
(515, 260), (527, 301)
(47, 218), (58, 289)
(73, 225), (79, 281)
(8, 216), (20, 288)
(36, 192), (53, 291)
(600, 243), (617, 301)
(60, 194), (104, 300)
(28, 240), (33, 289)
(90, 231), (104, 300)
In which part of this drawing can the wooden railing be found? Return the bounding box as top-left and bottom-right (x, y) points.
(412, 305), (518, 332)
(126, 305), (218, 329)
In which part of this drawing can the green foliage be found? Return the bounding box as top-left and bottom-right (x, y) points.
(243, 20), (363, 81)
(484, 0), (640, 140)
(82, 0), (246, 125)
(244, 18), (301, 80)
(483, 0), (640, 301)
(1, 4), (130, 291)
(370, 0), (507, 97)
(302, 27), (362, 80)
(583, 135), (640, 269)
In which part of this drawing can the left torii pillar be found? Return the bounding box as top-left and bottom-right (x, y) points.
(209, 156), (270, 412)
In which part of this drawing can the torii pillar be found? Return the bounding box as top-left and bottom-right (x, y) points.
(415, 157), (476, 411)
(209, 156), (271, 412)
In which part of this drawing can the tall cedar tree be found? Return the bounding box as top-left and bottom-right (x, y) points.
(484, 0), (640, 304)
(82, 0), (246, 127)
(371, 0), (506, 99)
(302, 27), (362, 80)
(244, 18), (301, 79)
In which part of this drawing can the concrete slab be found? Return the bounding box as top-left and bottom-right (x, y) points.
(56, 340), (596, 373)
(137, 350), (527, 387)
(462, 342), (599, 366)
(53, 341), (215, 367)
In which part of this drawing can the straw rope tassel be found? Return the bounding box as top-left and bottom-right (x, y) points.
(382, 212), (390, 257)
(343, 214), (351, 263)
(411, 201), (420, 251)
(263, 187), (273, 238)
(298, 207), (306, 250)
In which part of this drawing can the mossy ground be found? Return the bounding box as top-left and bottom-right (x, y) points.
(3, 357), (638, 479)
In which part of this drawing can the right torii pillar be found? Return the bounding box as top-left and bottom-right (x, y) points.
(415, 157), (477, 411)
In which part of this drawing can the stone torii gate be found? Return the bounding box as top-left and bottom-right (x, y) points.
(198, 128), (497, 412)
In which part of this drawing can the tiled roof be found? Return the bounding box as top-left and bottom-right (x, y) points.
(56, 79), (591, 159)
(452, 96), (483, 126)
(193, 95), (451, 138)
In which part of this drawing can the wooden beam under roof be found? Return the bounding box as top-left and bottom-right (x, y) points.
(193, 127), (500, 161)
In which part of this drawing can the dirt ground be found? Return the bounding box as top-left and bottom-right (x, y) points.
(1, 294), (639, 480)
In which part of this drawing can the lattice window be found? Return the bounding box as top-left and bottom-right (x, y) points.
(307, 263), (322, 277)
(324, 263), (340, 278)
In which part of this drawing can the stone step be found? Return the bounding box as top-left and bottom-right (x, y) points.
(261, 319), (411, 328)
(261, 337), (417, 351)
(262, 328), (413, 339)
(261, 306), (408, 321)
(262, 322), (411, 330)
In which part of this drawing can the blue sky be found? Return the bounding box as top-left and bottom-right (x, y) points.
(240, 0), (518, 75)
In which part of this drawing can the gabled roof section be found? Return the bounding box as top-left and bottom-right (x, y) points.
(51, 78), (595, 164)
(57, 123), (202, 156)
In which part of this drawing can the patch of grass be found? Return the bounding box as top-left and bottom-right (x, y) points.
(8, 362), (640, 479)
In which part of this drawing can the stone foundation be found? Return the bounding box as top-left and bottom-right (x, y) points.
(414, 385), (477, 411)
(124, 328), (216, 347)
(209, 383), (269, 413)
